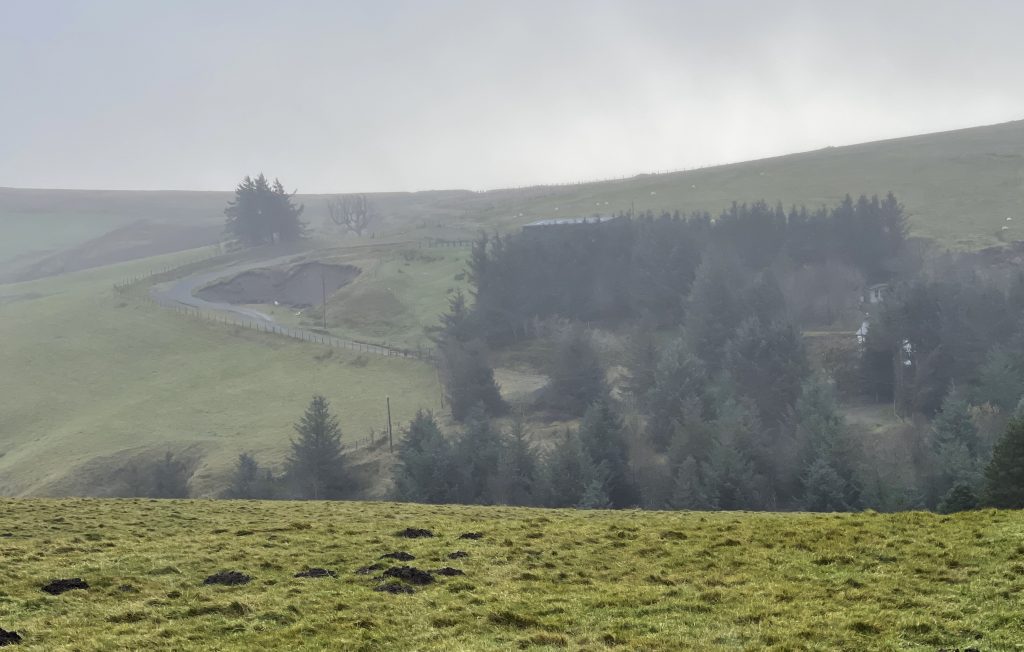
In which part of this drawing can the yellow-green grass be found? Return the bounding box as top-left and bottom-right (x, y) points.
(0, 255), (442, 498)
(0, 499), (1019, 650)
(247, 245), (472, 351)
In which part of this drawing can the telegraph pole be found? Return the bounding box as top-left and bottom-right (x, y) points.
(386, 395), (394, 454)
(321, 274), (327, 330)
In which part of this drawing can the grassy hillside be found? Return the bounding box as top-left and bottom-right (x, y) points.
(0, 499), (1017, 650)
(0, 253), (442, 498)
(5, 119), (1023, 264)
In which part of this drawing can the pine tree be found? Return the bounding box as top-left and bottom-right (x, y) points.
(645, 337), (707, 450)
(286, 395), (346, 499)
(537, 429), (588, 507)
(543, 326), (607, 417)
(578, 462), (613, 509)
(724, 316), (809, 429)
(802, 457), (849, 511)
(225, 453), (262, 499)
(450, 407), (504, 504)
(577, 398), (636, 507)
(432, 291), (505, 421)
(670, 456), (717, 510)
(983, 418), (1024, 508)
(938, 483), (978, 514)
(975, 345), (1024, 411)
(394, 410), (455, 503)
(224, 174), (305, 247)
(494, 416), (538, 506)
(929, 389), (981, 505)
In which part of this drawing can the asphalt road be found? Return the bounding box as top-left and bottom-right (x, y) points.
(148, 254), (415, 359)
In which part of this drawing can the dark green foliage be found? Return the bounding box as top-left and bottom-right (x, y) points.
(537, 430), (588, 508)
(224, 453), (274, 499)
(793, 378), (860, 509)
(432, 290), (506, 422)
(802, 458), (850, 512)
(974, 345), (1024, 411)
(685, 252), (751, 368)
(494, 417), (537, 506)
(450, 407), (505, 504)
(644, 338), (707, 450)
(539, 327), (607, 417)
(151, 452), (190, 498)
(394, 411), (455, 503)
(724, 316), (809, 429)
(224, 174), (305, 246)
(983, 418), (1024, 508)
(938, 483), (979, 514)
(577, 398), (636, 507)
(670, 456), (717, 510)
(286, 395), (347, 499)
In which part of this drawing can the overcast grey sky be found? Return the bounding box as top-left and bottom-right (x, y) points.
(2, 0), (1023, 193)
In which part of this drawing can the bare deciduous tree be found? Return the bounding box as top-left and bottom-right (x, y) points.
(327, 194), (373, 236)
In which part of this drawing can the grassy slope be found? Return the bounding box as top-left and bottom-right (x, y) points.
(451, 119), (1024, 249)
(0, 255), (441, 498)
(5, 119), (1024, 261)
(0, 499), (1019, 651)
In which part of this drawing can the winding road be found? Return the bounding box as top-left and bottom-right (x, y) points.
(148, 253), (423, 360)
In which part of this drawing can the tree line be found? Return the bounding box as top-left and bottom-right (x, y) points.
(424, 193), (1024, 512)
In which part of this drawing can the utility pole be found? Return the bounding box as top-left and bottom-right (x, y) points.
(386, 395), (393, 454)
(321, 274), (327, 330)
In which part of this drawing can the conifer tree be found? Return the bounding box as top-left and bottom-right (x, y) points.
(286, 395), (346, 499)
(983, 418), (1024, 508)
(225, 174), (305, 246)
(578, 398), (635, 507)
(225, 453), (266, 499)
(394, 410), (455, 503)
(494, 416), (537, 506)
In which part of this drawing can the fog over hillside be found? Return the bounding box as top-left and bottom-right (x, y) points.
(2, 0), (1023, 192)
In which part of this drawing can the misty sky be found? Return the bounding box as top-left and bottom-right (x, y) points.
(3, 0), (1023, 193)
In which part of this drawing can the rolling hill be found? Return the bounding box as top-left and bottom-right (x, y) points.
(0, 498), (1016, 650)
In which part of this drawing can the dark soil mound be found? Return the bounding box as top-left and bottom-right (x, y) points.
(198, 262), (360, 308)
(294, 568), (336, 579)
(203, 571), (251, 586)
(381, 566), (435, 585)
(379, 551), (415, 561)
(459, 532), (484, 540)
(355, 563), (384, 575)
(433, 567), (465, 576)
(41, 578), (88, 595)
(396, 527), (434, 538)
(448, 551), (469, 560)
(374, 582), (415, 595)
(0, 628), (21, 646)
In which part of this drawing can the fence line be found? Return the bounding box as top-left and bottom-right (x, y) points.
(113, 249), (435, 362)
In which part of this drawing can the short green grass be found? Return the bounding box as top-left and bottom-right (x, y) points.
(0, 499), (1019, 650)
(0, 255), (442, 498)
(251, 244), (472, 351)
(457, 119), (1024, 249)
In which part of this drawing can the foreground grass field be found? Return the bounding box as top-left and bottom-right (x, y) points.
(0, 499), (1019, 650)
(0, 254), (441, 498)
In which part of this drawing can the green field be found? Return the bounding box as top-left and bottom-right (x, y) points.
(0, 254), (442, 498)
(4, 119), (1024, 265)
(0, 499), (1018, 650)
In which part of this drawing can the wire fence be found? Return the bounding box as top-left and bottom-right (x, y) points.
(113, 249), (436, 362)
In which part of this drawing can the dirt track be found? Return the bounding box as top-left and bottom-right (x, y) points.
(148, 255), (418, 359)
